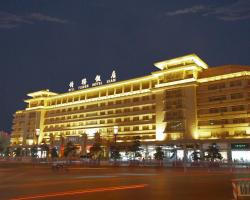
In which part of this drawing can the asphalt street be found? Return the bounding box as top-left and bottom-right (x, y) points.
(0, 163), (249, 200)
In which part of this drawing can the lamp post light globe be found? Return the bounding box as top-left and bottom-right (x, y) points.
(35, 129), (40, 145)
(113, 126), (118, 144)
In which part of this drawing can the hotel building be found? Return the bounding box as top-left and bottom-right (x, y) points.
(11, 54), (250, 162)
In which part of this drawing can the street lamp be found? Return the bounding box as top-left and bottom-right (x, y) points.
(35, 129), (40, 145)
(113, 126), (118, 144)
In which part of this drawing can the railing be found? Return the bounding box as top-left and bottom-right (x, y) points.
(1, 157), (250, 170)
(232, 178), (250, 200)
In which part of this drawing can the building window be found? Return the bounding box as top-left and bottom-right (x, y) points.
(124, 117), (130, 122)
(108, 101), (114, 106)
(209, 119), (228, 125)
(107, 119), (113, 123)
(230, 80), (242, 87)
(74, 97), (79, 101)
(115, 118), (121, 123)
(133, 107), (140, 112)
(133, 97), (140, 102)
(210, 107), (227, 113)
(133, 126), (139, 131)
(232, 105), (244, 111)
(231, 93), (243, 99)
(100, 111), (105, 115)
(220, 107), (227, 112)
(166, 121), (184, 131)
(100, 102), (106, 107)
(234, 130), (247, 136)
(142, 82), (149, 89)
(209, 95), (226, 102)
(116, 87), (122, 94)
(165, 111), (184, 120)
(232, 118), (246, 124)
(80, 95), (85, 100)
(116, 100), (122, 104)
(133, 83), (140, 91)
(133, 116), (139, 121)
(209, 108), (218, 113)
(124, 127), (130, 131)
(208, 83), (225, 90)
(108, 88), (114, 95)
(124, 99), (130, 103)
(142, 115), (149, 120)
(124, 108), (130, 113)
(221, 119), (228, 124)
(68, 98), (73, 103)
(116, 109), (122, 114)
(124, 86), (131, 93)
(107, 110), (114, 114)
(209, 120), (219, 125)
(142, 106), (150, 110)
(142, 95), (150, 101)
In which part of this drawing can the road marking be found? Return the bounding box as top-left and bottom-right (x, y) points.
(117, 173), (157, 176)
(76, 175), (117, 179)
(69, 167), (108, 170)
(11, 184), (148, 200)
(0, 177), (126, 189)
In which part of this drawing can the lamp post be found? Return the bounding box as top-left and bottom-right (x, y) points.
(35, 129), (40, 145)
(113, 126), (118, 144)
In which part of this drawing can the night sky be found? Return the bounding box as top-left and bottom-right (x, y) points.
(0, 0), (249, 132)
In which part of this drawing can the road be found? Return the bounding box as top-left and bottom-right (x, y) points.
(0, 163), (249, 200)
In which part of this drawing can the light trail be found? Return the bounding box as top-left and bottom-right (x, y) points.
(11, 184), (148, 200)
(0, 176), (129, 189)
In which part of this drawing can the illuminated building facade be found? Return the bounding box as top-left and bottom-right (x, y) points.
(11, 54), (250, 161)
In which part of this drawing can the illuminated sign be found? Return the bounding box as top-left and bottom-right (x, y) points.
(231, 143), (249, 150)
(68, 81), (74, 92)
(68, 70), (117, 91)
(107, 70), (117, 83)
(92, 75), (102, 87)
(78, 78), (89, 89)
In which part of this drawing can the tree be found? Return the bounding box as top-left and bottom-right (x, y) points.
(51, 147), (58, 159)
(0, 133), (10, 156)
(31, 145), (38, 158)
(110, 144), (121, 162)
(40, 143), (50, 158)
(64, 141), (77, 157)
(154, 146), (164, 166)
(14, 147), (22, 157)
(191, 150), (201, 162)
(5, 147), (11, 157)
(154, 147), (164, 160)
(90, 142), (103, 160)
(130, 136), (142, 160)
(204, 143), (223, 162)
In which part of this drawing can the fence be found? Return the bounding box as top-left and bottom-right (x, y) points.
(232, 178), (250, 200)
(1, 157), (250, 169)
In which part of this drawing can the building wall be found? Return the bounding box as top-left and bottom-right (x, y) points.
(10, 54), (250, 153)
(197, 77), (250, 139)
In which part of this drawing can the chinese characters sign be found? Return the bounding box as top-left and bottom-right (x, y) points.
(68, 70), (117, 92)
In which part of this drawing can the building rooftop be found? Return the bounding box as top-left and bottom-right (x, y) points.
(27, 90), (58, 98)
(154, 53), (208, 70)
(199, 65), (250, 78)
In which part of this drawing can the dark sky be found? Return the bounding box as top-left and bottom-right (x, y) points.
(0, 0), (250, 132)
